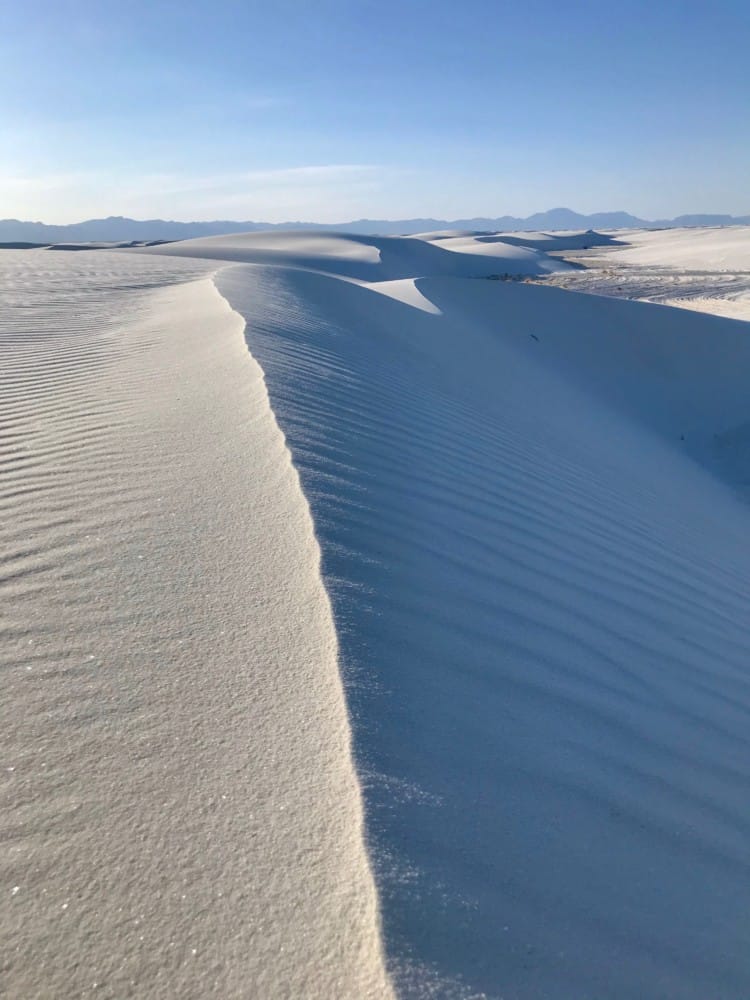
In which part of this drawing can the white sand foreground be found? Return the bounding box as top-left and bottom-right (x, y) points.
(5, 226), (750, 999)
(0, 250), (392, 998)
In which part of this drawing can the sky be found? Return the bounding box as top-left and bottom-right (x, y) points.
(1, 0), (748, 223)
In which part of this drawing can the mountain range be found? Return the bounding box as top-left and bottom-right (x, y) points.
(2, 208), (749, 243)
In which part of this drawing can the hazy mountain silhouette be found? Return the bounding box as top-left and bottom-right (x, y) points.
(1, 208), (749, 243)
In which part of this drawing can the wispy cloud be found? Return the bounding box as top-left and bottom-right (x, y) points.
(0, 172), (99, 194)
(0, 164), (389, 223)
(136, 164), (381, 194)
(129, 164), (386, 220)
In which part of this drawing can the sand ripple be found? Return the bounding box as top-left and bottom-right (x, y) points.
(0, 251), (392, 999)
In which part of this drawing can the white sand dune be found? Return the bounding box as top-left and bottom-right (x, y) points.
(605, 228), (750, 320)
(407, 230), (483, 241)
(0, 249), (392, 998)
(547, 226), (750, 321)
(413, 230), (624, 253)
(142, 229), (572, 280)
(5, 227), (750, 998)
(407, 234), (569, 269)
(220, 271), (750, 998)
(144, 230), (750, 997)
(598, 226), (750, 270)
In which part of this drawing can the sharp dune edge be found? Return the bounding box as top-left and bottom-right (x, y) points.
(4, 229), (750, 998)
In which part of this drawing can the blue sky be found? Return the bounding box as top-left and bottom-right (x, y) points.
(1, 0), (748, 222)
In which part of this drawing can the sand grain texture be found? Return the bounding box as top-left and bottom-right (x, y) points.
(0, 251), (392, 999)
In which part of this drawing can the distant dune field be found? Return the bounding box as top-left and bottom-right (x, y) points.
(545, 225), (750, 321)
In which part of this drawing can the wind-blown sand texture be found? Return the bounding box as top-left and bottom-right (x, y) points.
(4, 227), (750, 998)
(0, 250), (392, 998)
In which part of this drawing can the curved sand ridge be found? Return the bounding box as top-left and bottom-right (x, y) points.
(0, 250), (393, 998)
(140, 228), (571, 281)
(136, 229), (750, 997)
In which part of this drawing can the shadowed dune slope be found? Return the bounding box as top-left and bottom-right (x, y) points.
(212, 260), (750, 999)
(411, 230), (624, 252)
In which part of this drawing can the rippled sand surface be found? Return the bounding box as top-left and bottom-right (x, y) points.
(0, 250), (392, 999)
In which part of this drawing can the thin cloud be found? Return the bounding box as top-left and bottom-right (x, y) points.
(139, 164), (381, 194)
(0, 164), (389, 223)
